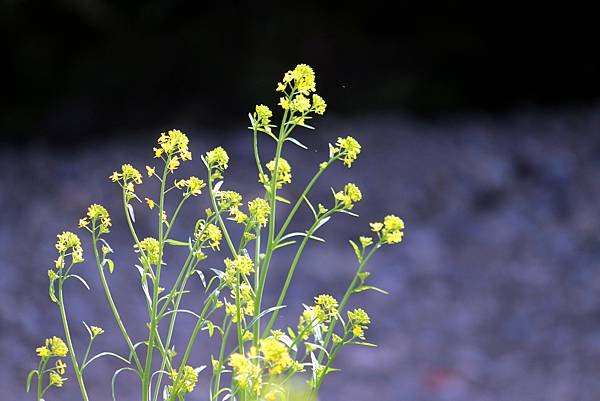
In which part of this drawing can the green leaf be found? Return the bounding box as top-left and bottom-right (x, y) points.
(286, 137), (308, 149)
(275, 195), (291, 204)
(349, 240), (362, 263)
(205, 321), (215, 337)
(48, 273), (58, 303)
(26, 369), (37, 392)
(302, 195), (318, 220)
(248, 305), (286, 327)
(274, 240), (296, 250)
(353, 285), (389, 295)
(349, 341), (378, 347)
(83, 352), (130, 371)
(105, 259), (115, 274)
(69, 274), (91, 290)
(165, 239), (189, 246)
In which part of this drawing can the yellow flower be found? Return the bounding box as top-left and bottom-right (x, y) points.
(278, 97), (291, 110)
(260, 337), (293, 375)
(40, 336), (68, 357)
(196, 223), (222, 251)
(335, 136), (361, 167)
(314, 294), (339, 318)
(205, 147), (229, 171)
(49, 372), (65, 387)
(55, 359), (67, 375)
(291, 94), (311, 113)
(168, 156), (180, 172)
(260, 158), (292, 189)
(381, 215), (405, 244)
(359, 236), (373, 247)
(135, 237), (161, 265)
(347, 308), (370, 339)
(145, 197), (156, 209)
(86, 204), (111, 233)
(291, 63), (316, 95)
(248, 198), (270, 227)
(90, 326), (104, 337)
(334, 183), (362, 209)
(229, 352), (262, 395)
(370, 222), (383, 232)
(78, 218), (89, 228)
(146, 165), (155, 176)
(156, 129), (192, 160)
(217, 191), (243, 211)
(36, 346), (50, 358)
(170, 365), (198, 394)
(312, 94), (327, 115)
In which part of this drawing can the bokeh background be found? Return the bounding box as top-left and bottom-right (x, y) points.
(2, 2), (600, 401)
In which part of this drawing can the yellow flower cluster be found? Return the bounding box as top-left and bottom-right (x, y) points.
(195, 222), (222, 251)
(254, 104), (274, 134)
(314, 294), (339, 319)
(224, 255), (254, 281)
(276, 64), (327, 116)
(370, 215), (405, 244)
(169, 365), (199, 395)
(55, 231), (84, 265)
(248, 197), (270, 228)
(90, 325), (104, 337)
(217, 190), (243, 211)
(49, 371), (65, 387)
(259, 337), (293, 375)
(347, 308), (370, 339)
(154, 129), (192, 162)
(259, 158), (292, 189)
(334, 183), (362, 209)
(278, 64), (316, 95)
(175, 176), (206, 196)
(224, 282), (255, 321)
(135, 237), (161, 265)
(333, 136), (362, 167)
(79, 203), (111, 234)
(110, 164), (143, 198)
(205, 146), (229, 174)
(36, 336), (69, 358)
(229, 352), (262, 395)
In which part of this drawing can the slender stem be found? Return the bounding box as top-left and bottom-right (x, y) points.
(317, 245), (379, 365)
(58, 279), (90, 401)
(92, 230), (143, 372)
(207, 175), (237, 257)
(263, 210), (335, 335)
(142, 160), (170, 401)
(212, 320), (232, 401)
(36, 358), (47, 401)
(275, 158), (335, 243)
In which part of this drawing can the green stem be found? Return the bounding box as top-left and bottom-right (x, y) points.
(317, 245), (379, 365)
(263, 211), (335, 335)
(36, 358), (47, 401)
(212, 320), (232, 401)
(92, 231), (143, 372)
(274, 158), (335, 243)
(58, 279), (90, 401)
(142, 160), (170, 401)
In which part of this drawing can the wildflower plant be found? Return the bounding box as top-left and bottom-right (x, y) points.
(27, 64), (405, 401)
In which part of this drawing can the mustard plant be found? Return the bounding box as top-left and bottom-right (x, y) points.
(27, 64), (405, 401)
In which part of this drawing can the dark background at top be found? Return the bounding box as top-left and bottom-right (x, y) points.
(3, 1), (599, 144)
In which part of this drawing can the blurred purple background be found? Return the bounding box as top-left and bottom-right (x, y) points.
(3, 2), (600, 401)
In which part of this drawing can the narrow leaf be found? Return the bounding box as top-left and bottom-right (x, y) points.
(83, 352), (130, 371)
(353, 285), (389, 295)
(213, 180), (224, 193)
(349, 240), (362, 263)
(69, 274), (91, 290)
(112, 367), (138, 401)
(127, 203), (135, 223)
(26, 369), (37, 392)
(286, 137), (308, 149)
(248, 305), (286, 328)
